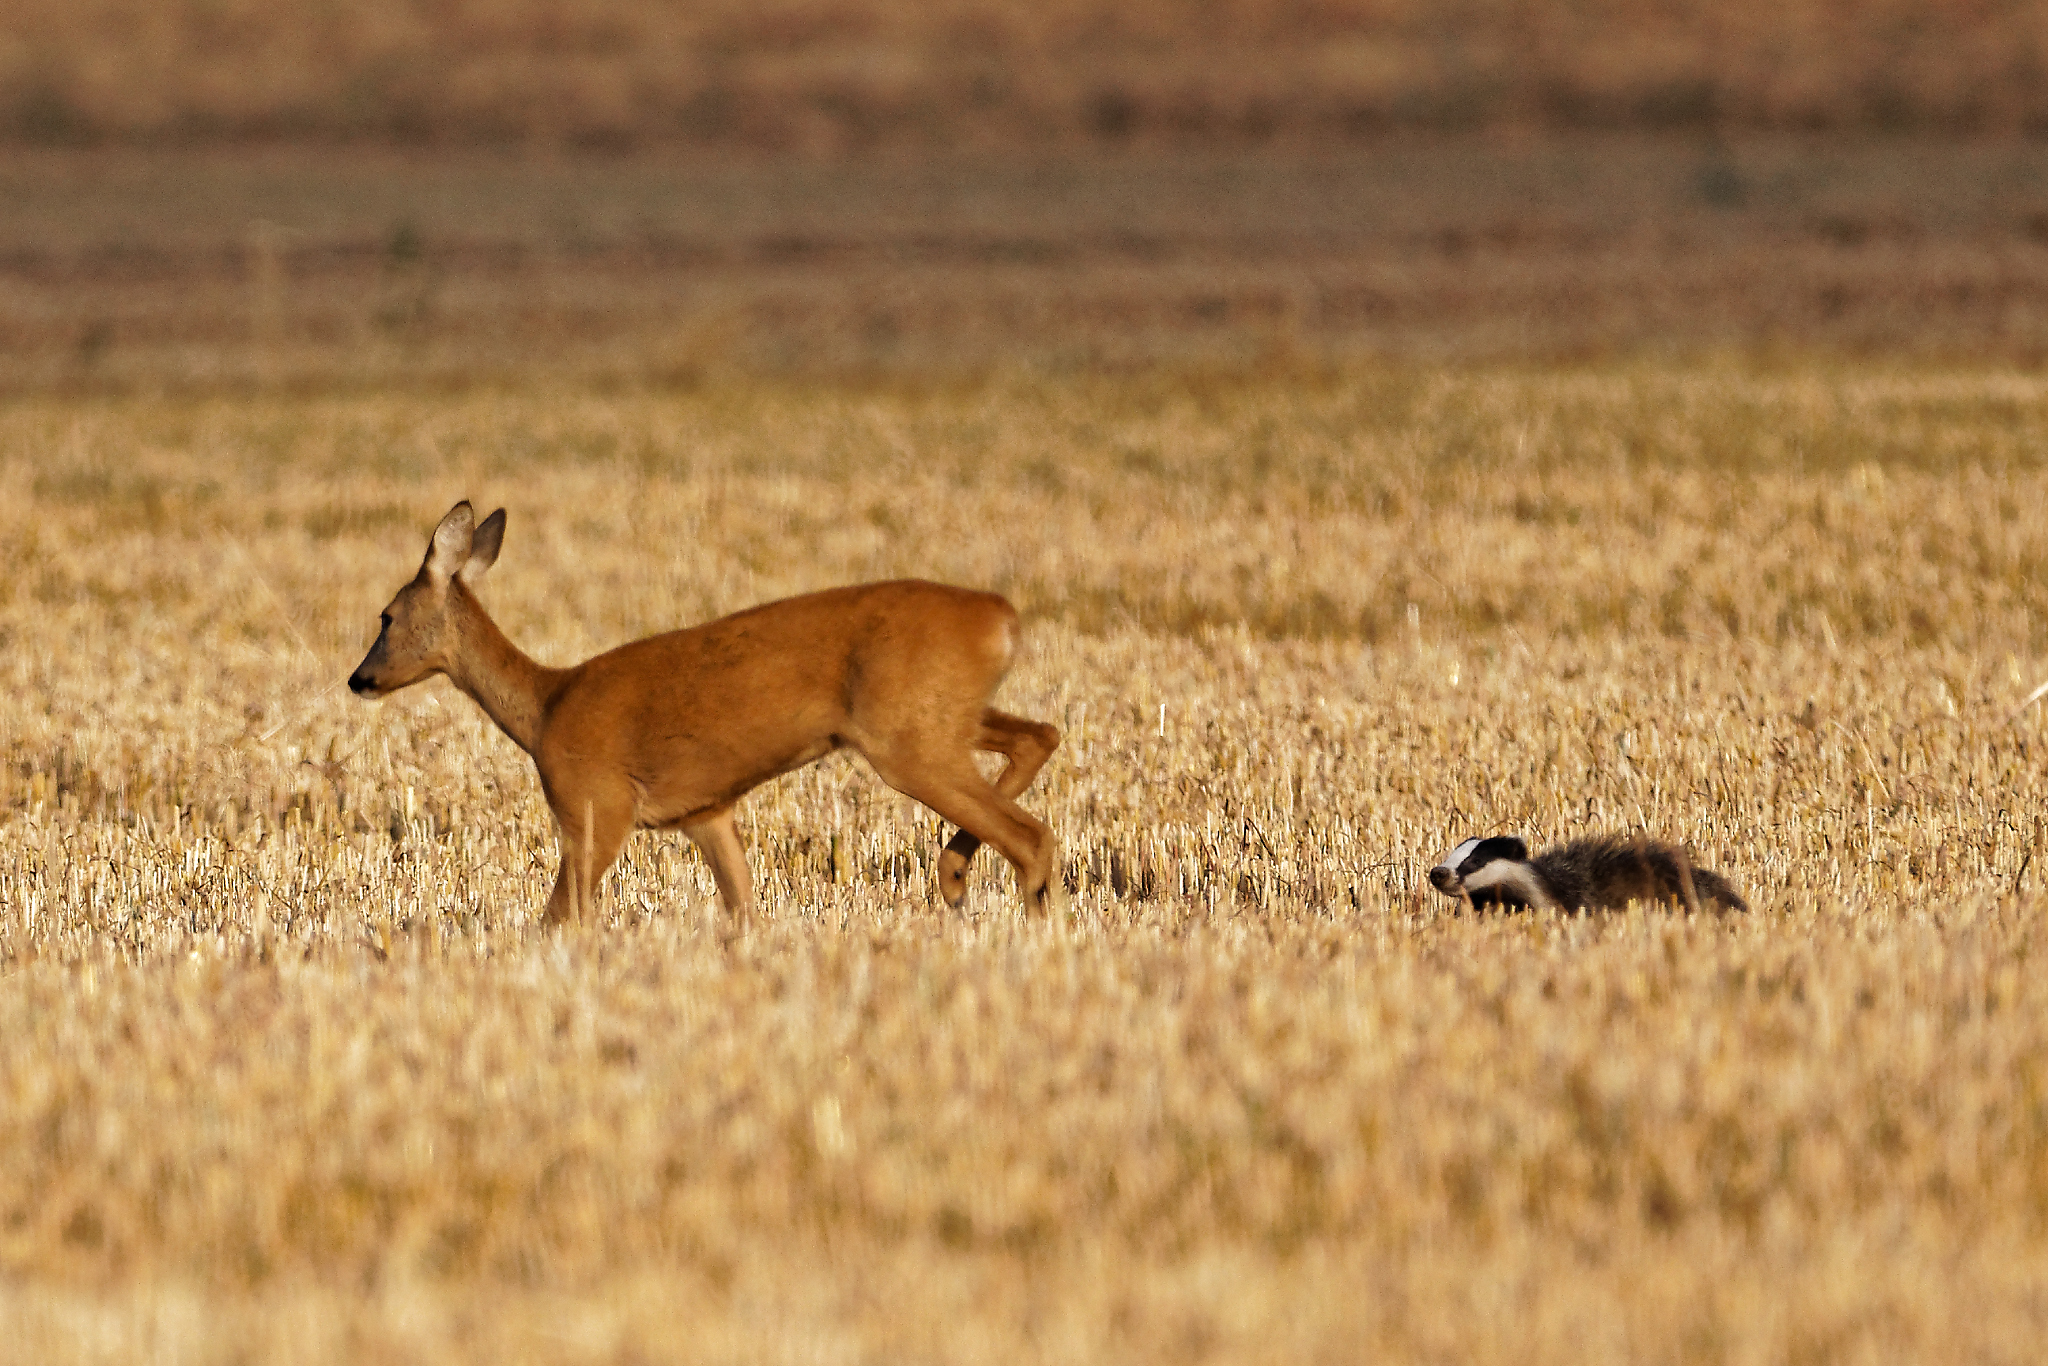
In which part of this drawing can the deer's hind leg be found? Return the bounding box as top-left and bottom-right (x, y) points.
(937, 709), (1061, 908)
(856, 736), (1058, 915)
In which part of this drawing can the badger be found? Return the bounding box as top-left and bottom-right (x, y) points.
(1427, 834), (1748, 914)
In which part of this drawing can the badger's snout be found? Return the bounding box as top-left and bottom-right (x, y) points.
(1428, 865), (1461, 894)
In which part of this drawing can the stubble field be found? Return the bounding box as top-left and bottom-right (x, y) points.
(3, 365), (2048, 1361)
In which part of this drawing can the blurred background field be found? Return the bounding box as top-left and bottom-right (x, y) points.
(4, 0), (2047, 150)
(4, 139), (2048, 389)
(7, 3), (2048, 1364)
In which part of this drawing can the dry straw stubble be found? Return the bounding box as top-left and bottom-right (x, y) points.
(3, 365), (2048, 1361)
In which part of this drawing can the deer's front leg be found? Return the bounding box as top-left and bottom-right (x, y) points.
(682, 807), (755, 934)
(542, 791), (634, 926)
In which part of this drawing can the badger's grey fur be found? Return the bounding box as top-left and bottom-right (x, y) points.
(1428, 834), (1748, 914)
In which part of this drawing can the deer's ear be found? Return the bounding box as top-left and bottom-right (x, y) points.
(424, 501), (476, 583)
(460, 508), (506, 584)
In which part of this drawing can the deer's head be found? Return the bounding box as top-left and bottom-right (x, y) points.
(348, 501), (505, 698)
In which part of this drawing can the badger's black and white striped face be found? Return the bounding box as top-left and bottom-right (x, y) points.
(1427, 835), (1558, 910)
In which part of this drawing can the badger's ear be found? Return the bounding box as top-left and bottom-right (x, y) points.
(1472, 835), (1528, 864)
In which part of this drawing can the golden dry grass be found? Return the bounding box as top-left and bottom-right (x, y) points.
(4, 366), (2048, 1361)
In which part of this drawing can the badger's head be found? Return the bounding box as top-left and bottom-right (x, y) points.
(1427, 836), (1542, 907)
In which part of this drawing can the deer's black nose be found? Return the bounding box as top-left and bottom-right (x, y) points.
(347, 671), (374, 695)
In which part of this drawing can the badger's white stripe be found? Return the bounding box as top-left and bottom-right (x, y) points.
(1460, 859), (1560, 910)
(1442, 838), (1481, 869)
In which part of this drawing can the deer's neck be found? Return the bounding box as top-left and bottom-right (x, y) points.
(445, 591), (563, 756)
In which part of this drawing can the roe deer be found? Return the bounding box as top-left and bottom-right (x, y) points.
(348, 501), (1061, 928)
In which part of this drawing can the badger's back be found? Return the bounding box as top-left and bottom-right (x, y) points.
(1533, 836), (1748, 914)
